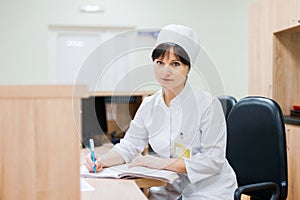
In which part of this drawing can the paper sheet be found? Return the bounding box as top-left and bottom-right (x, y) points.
(80, 164), (179, 183)
(80, 178), (95, 191)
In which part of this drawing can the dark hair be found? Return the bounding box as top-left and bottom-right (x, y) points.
(151, 43), (191, 68)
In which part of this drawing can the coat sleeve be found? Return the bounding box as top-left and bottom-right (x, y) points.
(184, 97), (227, 184)
(112, 99), (149, 163)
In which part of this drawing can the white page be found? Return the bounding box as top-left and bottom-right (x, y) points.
(80, 164), (179, 183)
(113, 164), (179, 183)
(80, 165), (120, 179)
(80, 178), (95, 191)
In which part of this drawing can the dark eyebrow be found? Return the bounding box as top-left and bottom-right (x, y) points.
(169, 59), (181, 62)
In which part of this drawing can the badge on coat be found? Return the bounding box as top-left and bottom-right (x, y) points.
(174, 132), (192, 159)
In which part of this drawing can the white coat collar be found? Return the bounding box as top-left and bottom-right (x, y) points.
(159, 82), (192, 108)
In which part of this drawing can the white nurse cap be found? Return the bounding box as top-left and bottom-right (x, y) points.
(154, 24), (200, 65)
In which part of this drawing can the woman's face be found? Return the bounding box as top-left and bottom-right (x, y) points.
(154, 48), (189, 93)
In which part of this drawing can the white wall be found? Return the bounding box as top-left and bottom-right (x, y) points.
(0, 0), (254, 99)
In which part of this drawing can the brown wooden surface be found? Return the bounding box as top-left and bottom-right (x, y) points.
(0, 85), (84, 200)
(91, 91), (155, 97)
(273, 31), (300, 114)
(133, 177), (166, 188)
(249, 0), (300, 114)
(0, 99), (36, 199)
(274, 0), (296, 32)
(273, 0), (300, 32)
(248, 0), (274, 97)
(250, 1), (300, 199)
(0, 85), (88, 98)
(285, 124), (300, 200)
(241, 195), (250, 200)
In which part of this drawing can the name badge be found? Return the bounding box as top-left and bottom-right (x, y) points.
(174, 132), (192, 159)
(174, 142), (191, 159)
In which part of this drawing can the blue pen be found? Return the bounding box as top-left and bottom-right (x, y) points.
(89, 138), (97, 173)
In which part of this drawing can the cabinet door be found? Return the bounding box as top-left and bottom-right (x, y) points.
(285, 124), (300, 200)
(249, 0), (273, 97)
(274, 0), (299, 32)
(296, 0), (300, 26)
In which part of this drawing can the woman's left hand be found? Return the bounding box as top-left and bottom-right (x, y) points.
(128, 155), (171, 170)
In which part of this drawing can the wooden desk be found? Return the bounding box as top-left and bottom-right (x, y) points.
(80, 145), (167, 198)
(134, 177), (166, 188)
(81, 178), (147, 200)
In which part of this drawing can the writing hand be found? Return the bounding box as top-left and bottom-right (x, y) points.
(84, 153), (103, 172)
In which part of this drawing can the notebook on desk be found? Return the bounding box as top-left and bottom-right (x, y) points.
(80, 164), (179, 183)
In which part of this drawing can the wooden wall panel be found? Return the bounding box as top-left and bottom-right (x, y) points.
(249, 0), (274, 97)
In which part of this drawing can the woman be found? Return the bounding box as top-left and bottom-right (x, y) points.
(85, 24), (237, 199)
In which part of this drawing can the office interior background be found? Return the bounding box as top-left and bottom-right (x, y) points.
(3, 1), (300, 199)
(0, 0), (254, 99)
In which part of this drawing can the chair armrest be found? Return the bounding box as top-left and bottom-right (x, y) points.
(234, 182), (280, 200)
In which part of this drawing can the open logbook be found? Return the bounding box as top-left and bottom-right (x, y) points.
(80, 164), (179, 183)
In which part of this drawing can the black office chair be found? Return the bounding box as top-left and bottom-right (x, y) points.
(218, 95), (237, 119)
(226, 97), (288, 200)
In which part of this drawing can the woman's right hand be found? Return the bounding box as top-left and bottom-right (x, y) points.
(84, 153), (103, 172)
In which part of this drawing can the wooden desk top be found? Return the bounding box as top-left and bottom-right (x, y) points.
(81, 178), (147, 200)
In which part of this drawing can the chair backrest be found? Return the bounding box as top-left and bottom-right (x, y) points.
(226, 97), (288, 199)
(218, 95), (237, 119)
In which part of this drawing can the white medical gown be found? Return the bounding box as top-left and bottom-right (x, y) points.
(112, 83), (237, 199)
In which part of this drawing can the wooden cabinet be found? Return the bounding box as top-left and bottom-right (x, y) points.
(249, 0), (274, 97)
(273, 30), (300, 114)
(274, 0), (297, 31)
(273, 0), (300, 32)
(250, 1), (300, 199)
(285, 124), (300, 200)
(249, 0), (300, 115)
